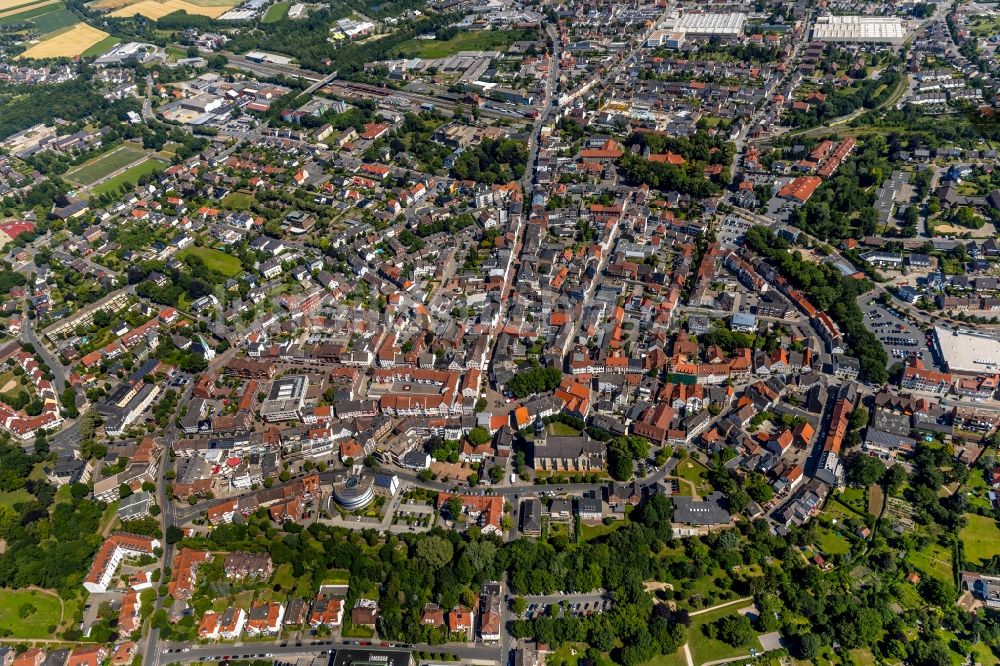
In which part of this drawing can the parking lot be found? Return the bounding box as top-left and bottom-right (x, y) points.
(719, 216), (752, 248)
(523, 598), (612, 620)
(860, 298), (936, 368)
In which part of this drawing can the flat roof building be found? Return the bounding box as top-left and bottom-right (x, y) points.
(813, 15), (905, 44)
(668, 12), (747, 37)
(933, 326), (1000, 376)
(261, 375), (309, 422)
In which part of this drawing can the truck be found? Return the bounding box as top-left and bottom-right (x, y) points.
(510, 473), (516, 484)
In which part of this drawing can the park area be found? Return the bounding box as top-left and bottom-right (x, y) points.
(391, 28), (536, 59)
(65, 143), (149, 186)
(961, 513), (1000, 566)
(92, 0), (237, 18)
(178, 246), (243, 277)
(19, 22), (109, 58)
(0, 588), (64, 639)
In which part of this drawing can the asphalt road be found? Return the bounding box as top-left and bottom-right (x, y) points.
(162, 638), (499, 663)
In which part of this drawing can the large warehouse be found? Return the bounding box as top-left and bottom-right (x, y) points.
(933, 326), (1000, 376)
(663, 12), (747, 38)
(813, 15), (905, 45)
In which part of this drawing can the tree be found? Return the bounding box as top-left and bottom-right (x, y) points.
(468, 427), (491, 446)
(445, 495), (463, 520)
(847, 454), (885, 486)
(919, 577), (955, 607)
(166, 525), (183, 544)
(884, 463), (908, 494)
(415, 535), (454, 569)
(713, 614), (755, 647)
(799, 634), (822, 660)
(511, 597), (527, 616)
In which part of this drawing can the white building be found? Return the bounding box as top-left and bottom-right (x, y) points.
(812, 15), (905, 45)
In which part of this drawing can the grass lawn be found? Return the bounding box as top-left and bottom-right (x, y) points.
(971, 15), (1000, 37)
(89, 157), (165, 196)
(675, 458), (712, 496)
(907, 539), (953, 582)
(687, 603), (757, 666)
(0, 588), (63, 638)
(177, 246), (243, 277)
(548, 643), (615, 666)
(0, 488), (33, 510)
(272, 563), (295, 589)
(261, 0), (288, 22)
(391, 27), (536, 58)
(165, 45), (187, 61)
(548, 421), (582, 436)
(640, 648), (688, 666)
(837, 487), (866, 514)
(322, 569), (351, 585)
(814, 527), (852, 556)
(99, 500), (119, 534)
(675, 569), (738, 610)
(848, 648), (876, 666)
(65, 144), (148, 186)
(961, 513), (1000, 566)
(893, 580), (927, 610)
(342, 623), (375, 638)
(221, 191), (254, 211)
(578, 519), (625, 543)
(823, 499), (862, 523)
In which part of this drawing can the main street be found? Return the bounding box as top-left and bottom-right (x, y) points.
(161, 638), (498, 664)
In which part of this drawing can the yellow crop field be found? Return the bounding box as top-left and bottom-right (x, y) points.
(0, 0), (57, 19)
(0, 0), (45, 10)
(105, 0), (235, 19)
(20, 23), (109, 58)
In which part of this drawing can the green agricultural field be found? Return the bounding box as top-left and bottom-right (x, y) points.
(81, 34), (119, 57)
(65, 144), (147, 186)
(90, 157), (166, 196)
(0, 2), (64, 25)
(392, 28), (536, 59)
(0, 588), (63, 639)
(22, 5), (76, 32)
(261, 0), (288, 22)
(178, 246), (243, 277)
(961, 514), (1000, 566)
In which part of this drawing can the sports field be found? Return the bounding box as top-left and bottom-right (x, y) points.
(96, 0), (237, 19)
(20, 22), (109, 58)
(261, 0), (287, 22)
(90, 157), (166, 196)
(65, 144), (149, 186)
